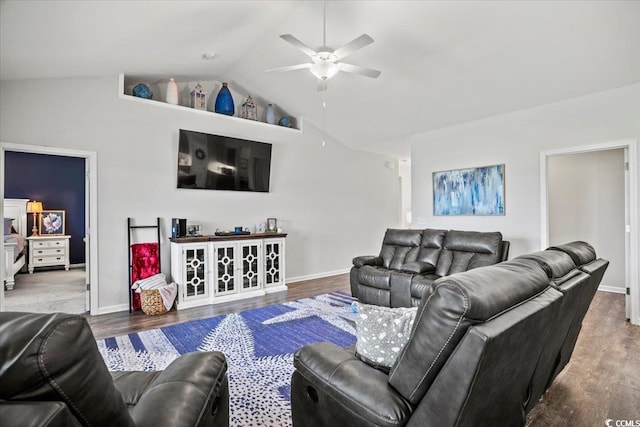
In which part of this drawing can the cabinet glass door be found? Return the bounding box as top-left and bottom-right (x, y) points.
(264, 240), (283, 287)
(183, 246), (208, 299)
(215, 245), (236, 294)
(240, 242), (261, 291)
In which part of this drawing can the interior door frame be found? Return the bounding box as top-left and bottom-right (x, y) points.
(540, 138), (638, 325)
(0, 142), (98, 315)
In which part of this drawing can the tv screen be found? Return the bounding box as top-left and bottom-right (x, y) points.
(177, 129), (272, 192)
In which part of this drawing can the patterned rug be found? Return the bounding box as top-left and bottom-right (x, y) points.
(97, 292), (357, 427)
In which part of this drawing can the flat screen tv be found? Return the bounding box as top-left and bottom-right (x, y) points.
(177, 129), (272, 192)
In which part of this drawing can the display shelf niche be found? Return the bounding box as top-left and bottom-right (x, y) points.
(118, 74), (303, 133)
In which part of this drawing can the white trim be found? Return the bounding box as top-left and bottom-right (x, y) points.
(0, 142), (99, 315)
(598, 286), (627, 295)
(287, 268), (350, 284)
(540, 138), (639, 326)
(95, 303), (129, 315)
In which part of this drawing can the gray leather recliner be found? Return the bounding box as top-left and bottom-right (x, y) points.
(292, 241), (608, 427)
(351, 228), (510, 307)
(0, 312), (229, 427)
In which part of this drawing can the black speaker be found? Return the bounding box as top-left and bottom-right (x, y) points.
(172, 218), (187, 239)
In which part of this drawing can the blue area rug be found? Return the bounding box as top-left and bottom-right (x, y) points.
(97, 292), (356, 427)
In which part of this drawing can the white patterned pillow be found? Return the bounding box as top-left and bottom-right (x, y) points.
(354, 302), (418, 371)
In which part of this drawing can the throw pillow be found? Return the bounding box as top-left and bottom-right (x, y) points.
(354, 302), (418, 372)
(4, 218), (14, 235)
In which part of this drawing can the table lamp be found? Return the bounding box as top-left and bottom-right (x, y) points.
(26, 201), (43, 235)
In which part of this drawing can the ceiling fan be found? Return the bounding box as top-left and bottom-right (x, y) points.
(266, 2), (381, 91)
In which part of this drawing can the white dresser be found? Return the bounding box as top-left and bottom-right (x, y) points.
(27, 235), (71, 273)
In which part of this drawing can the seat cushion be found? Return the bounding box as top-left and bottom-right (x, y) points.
(434, 230), (503, 276)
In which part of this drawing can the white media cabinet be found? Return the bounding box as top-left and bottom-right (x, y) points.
(170, 233), (286, 310)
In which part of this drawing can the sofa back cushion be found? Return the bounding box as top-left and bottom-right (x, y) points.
(388, 258), (549, 405)
(0, 312), (135, 427)
(434, 230), (503, 277)
(379, 229), (423, 270)
(416, 228), (447, 266)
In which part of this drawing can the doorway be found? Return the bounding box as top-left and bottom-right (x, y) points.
(540, 139), (639, 325)
(1, 143), (98, 314)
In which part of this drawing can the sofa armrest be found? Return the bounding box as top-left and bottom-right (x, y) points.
(352, 255), (383, 267)
(400, 261), (435, 274)
(292, 342), (411, 427)
(0, 401), (83, 427)
(128, 352), (229, 427)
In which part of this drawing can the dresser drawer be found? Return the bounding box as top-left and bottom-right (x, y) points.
(32, 239), (66, 249)
(32, 255), (66, 265)
(33, 247), (66, 256)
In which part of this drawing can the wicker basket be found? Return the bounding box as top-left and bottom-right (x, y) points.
(140, 289), (168, 315)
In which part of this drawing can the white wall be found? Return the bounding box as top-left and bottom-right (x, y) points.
(0, 76), (399, 313)
(548, 149), (625, 291)
(411, 83), (640, 258)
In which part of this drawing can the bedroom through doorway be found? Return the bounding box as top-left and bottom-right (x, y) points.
(1, 144), (98, 315)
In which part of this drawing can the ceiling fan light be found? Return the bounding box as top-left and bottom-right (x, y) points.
(310, 61), (339, 80)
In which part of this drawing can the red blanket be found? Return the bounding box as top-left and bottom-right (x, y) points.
(130, 243), (160, 311)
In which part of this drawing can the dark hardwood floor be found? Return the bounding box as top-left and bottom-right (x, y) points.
(87, 274), (639, 425)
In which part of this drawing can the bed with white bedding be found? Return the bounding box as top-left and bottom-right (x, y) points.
(4, 198), (29, 290)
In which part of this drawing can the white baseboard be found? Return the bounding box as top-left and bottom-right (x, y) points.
(287, 268), (350, 284)
(598, 285), (626, 294)
(95, 304), (129, 315)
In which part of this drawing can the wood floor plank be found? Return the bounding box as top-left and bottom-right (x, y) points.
(86, 274), (640, 425)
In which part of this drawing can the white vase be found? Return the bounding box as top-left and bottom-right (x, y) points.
(166, 78), (178, 105)
(266, 103), (275, 124)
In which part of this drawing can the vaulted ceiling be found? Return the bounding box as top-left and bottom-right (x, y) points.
(2, 1), (639, 158)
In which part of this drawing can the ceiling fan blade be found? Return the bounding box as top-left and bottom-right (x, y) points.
(280, 34), (317, 58)
(333, 34), (374, 59)
(265, 63), (312, 73)
(317, 80), (328, 92)
(337, 62), (381, 79)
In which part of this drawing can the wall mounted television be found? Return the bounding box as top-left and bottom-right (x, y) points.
(177, 129), (272, 192)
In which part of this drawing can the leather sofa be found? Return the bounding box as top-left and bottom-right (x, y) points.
(0, 312), (229, 427)
(351, 228), (510, 307)
(292, 241), (608, 427)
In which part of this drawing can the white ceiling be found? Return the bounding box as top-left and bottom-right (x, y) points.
(2, 1), (639, 159)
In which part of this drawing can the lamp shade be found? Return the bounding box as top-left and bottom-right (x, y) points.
(26, 201), (43, 213)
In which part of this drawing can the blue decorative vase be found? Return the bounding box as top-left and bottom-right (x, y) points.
(132, 83), (153, 99)
(215, 82), (235, 116)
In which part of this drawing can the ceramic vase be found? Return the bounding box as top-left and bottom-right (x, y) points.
(266, 104), (275, 124)
(215, 82), (235, 116)
(166, 78), (178, 105)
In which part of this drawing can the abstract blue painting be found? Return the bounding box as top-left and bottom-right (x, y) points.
(433, 164), (505, 216)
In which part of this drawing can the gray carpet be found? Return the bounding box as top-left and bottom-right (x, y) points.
(4, 268), (87, 314)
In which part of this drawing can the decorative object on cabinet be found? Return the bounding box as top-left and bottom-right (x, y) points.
(214, 82), (235, 116)
(266, 103), (275, 124)
(190, 83), (207, 110)
(241, 95), (257, 120)
(166, 78), (179, 105)
(172, 218), (187, 239)
(433, 164), (505, 216)
(127, 217), (162, 313)
(266, 218), (277, 232)
(170, 233), (286, 309)
(38, 210), (64, 236)
(132, 82), (153, 99)
(27, 235), (71, 273)
(278, 116), (291, 127)
(26, 200), (43, 235)
(187, 224), (202, 237)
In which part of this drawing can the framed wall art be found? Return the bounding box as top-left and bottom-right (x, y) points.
(433, 164), (505, 216)
(38, 210), (66, 235)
